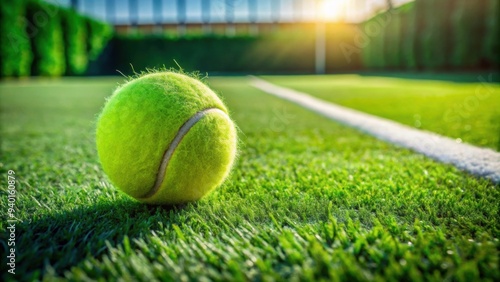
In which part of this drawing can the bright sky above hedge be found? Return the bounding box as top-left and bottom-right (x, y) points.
(45, 0), (413, 24)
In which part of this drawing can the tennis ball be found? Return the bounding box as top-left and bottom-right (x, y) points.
(96, 72), (237, 205)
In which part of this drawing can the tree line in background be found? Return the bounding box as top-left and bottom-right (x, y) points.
(0, 0), (113, 77)
(362, 0), (499, 70)
(1, 0), (498, 77)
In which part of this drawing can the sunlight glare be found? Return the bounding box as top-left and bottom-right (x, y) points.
(319, 0), (349, 21)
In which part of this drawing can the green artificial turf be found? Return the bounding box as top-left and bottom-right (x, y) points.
(263, 74), (500, 151)
(0, 76), (499, 281)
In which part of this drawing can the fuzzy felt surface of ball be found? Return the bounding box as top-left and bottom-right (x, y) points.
(96, 72), (237, 205)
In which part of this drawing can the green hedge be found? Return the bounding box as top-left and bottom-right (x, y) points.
(412, 0), (426, 69)
(27, 1), (65, 76)
(399, 3), (417, 69)
(362, 5), (417, 70)
(1, 0), (112, 77)
(111, 34), (316, 74)
(421, 0), (456, 69)
(2, 1), (497, 76)
(326, 23), (363, 71)
(483, 0), (499, 67)
(106, 24), (363, 75)
(383, 9), (401, 69)
(0, 0), (32, 77)
(62, 8), (87, 75)
(361, 13), (386, 69)
(360, 26), (373, 69)
(362, 0), (498, 70)
(452, 0), (489, 68)
(87, 18), (113, 60)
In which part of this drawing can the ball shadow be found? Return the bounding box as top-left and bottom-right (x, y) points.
(8, 199), (188, 280)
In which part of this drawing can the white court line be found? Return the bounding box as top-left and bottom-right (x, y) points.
(250, 76), (500, 184)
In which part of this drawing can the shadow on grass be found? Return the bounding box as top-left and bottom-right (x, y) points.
(358, 71), (500, 83)
(4, 199), (188, 281)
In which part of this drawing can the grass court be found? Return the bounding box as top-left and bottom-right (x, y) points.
(0, 74), (499, 281)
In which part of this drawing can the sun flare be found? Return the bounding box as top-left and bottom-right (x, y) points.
(319, 0), (349, 21)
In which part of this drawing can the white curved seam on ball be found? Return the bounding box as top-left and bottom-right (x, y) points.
(140, 107), (227, 199)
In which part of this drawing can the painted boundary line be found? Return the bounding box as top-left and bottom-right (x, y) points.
(250, 76), (500, 184)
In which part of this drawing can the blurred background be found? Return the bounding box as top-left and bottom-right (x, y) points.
(1, 0), (498, 77)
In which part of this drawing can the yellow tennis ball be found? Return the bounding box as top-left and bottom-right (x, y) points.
(96, 72), (237, 205)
